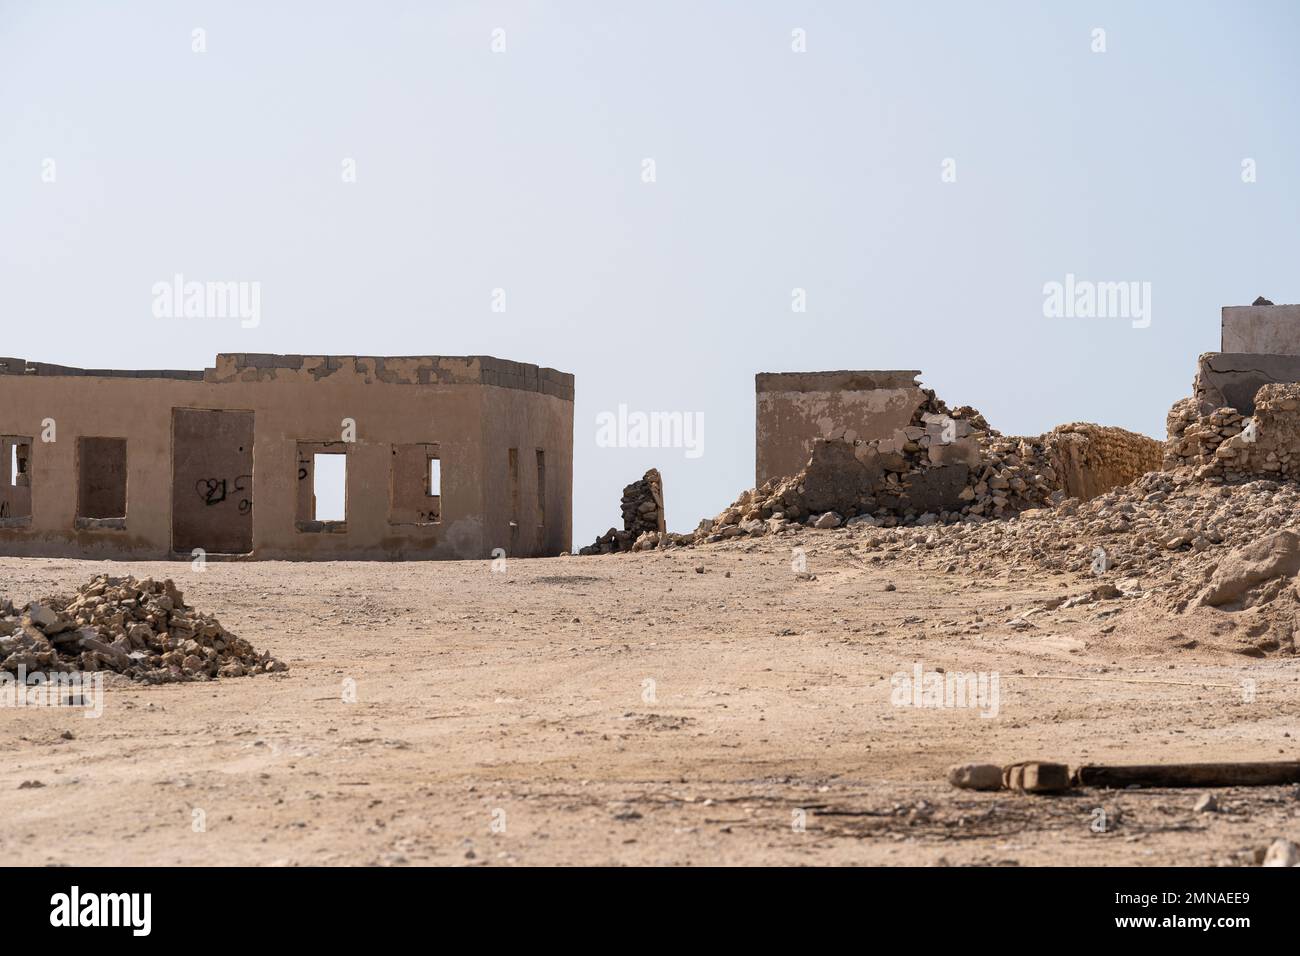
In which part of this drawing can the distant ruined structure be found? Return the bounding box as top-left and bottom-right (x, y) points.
(0, 354), (573, 560)
(755, 370), (926, 488)
(1167, 301), (1300, 481)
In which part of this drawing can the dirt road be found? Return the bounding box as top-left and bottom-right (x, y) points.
(4, 527), (1298, 866)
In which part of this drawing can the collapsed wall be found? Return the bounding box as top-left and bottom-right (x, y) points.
(1171, 303), (1300, 481)
(1167, 383), (1300, 482)
(577, 377), (1162, 555)
(1050, 423), (1166, 501)
(1192, 352), (1300, 417)
(692, 390), (1163, 542)
(578, 468), (667, 554)
(622, 468), (665, 537)
(755, 370), (926, 488)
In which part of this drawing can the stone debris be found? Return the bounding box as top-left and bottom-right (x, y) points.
(848, 468), (1300, 579)
(621, 468), (665, 538)
(576, 386), (1161, 557)
(580, 468), (683, 555)
(1262, 838), (1300, 867)
(580, 360), (1300, 591)
(1168, 382), (1300, 482)
(844, 470), (1300, 656)
(1196, 530), (1300, 610)
(1003, 761), (1071, 794)
(564, 368), (1300, 656)
(695, 387), (1161, 538)
(947, 763), (1004, 791)
(0, 575), (287, 683)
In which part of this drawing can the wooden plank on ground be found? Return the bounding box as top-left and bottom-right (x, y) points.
(1075, 761), (1300, 789)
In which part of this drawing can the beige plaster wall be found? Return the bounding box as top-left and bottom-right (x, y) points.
(0, 354), (572, 561)
(1222, 304), (1300, 354)
(755, 370), (925, 487)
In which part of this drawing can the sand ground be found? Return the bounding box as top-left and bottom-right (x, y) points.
(3, 528), (1299, 866)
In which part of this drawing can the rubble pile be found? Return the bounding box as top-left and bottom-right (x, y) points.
(1160, 528), (1300, 655)
(857, 468), (1300, 582)
(0, 575), (287, 682)
(1166, 383), (1300, 482)
(579, 468), (675, 555)
(620, 468), (665, 538)
(691, 393), (1162, 542)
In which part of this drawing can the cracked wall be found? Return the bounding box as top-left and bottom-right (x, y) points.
(755, 370), (926, 487)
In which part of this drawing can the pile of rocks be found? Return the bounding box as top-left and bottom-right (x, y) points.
(1166, 383), (1300, 482)
(0, 575), (287, 683)
(621, 468), (665, 538)
(1048, 422), (1166, 500)
(695, 392), (1161, 541)
(580, 468), (682, 555)
(857, 467), (1300, 581)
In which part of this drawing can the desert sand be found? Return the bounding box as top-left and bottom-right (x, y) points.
(4, 523), (1298, 867)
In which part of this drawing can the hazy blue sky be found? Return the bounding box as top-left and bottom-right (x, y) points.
(3, 1), (1298, 543)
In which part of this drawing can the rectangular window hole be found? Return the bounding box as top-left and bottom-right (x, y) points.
(0, 436), (33, 525)
(77, 437), (127, 525)
(536, 448), (546, 529)
(389, 443), (440, 526)
(313, 453), (347, 522)
(296, 441), (348, 533)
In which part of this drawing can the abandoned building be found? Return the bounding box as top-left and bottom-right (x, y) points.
(0, 354), (573, 560)
(749, 368), (1163, 525)
(755, 370), (927, 487)
(1195, 302), (1300, 416)
(1220, 301), (1300, 355)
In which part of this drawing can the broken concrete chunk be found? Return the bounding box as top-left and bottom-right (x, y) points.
(1262, 839), (1300, 867)
(1004, 761), (1071, 794)
(1197, 530), (1300, 609)
(947, 763), (1004, 791)
(24, 603), (65, 633)
(1, 575), (285, 683)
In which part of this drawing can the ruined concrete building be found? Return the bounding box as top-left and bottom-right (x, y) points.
(0, 354), (573, 560)
(1168, 301), (1300, 479)
(1190, 303), (1300, 417)
(726, 367), (1164, 535)
(755, 370), (926, 487)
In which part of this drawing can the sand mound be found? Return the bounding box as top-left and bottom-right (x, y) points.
(809, 469), (1300, 657)
(1196, 530), (1300, 610)
(1144, 530), (1300, 656)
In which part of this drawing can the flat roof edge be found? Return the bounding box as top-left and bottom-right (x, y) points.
(755, 369), (922, 393)
(0, 354), (574, 399)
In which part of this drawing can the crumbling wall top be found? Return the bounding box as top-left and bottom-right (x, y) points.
(755, 370), (921, 393)
(0, 357), (203, 380)
(1221, 303), (1300, 355)
(0, 354), (573, 400)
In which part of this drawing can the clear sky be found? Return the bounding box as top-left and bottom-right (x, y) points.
(3, 1), (1298, 544)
